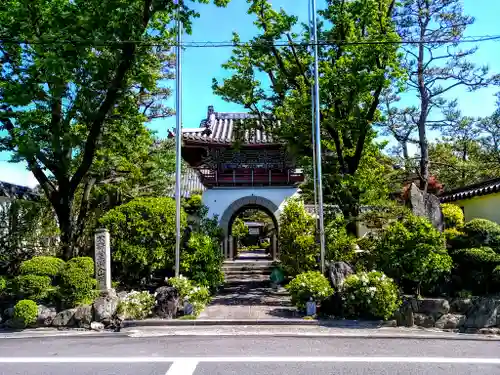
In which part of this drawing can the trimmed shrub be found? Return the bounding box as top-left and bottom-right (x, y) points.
(181, 233), (224, 292)
(460, 219), (500, 250)
(325, 218), (357, 263)
(167, 276), (193, 301)
(13, 299), (38, 328)
(58, 259), (97, 307)
(441, 204), (464, 229)
(13, 274), (52, 301)
(66, 257), (94, 276)
(99, 197), (187, 286)
(340, 271), (401, 320)
(450, 247), (500, 295)
(279, 199), (317, 276)
(166, 276), (211, 316)
(19, 256), (66, 279)
(286, 271), (334, 311)
(116, 291), (155, 320)
(0, 276), (6, 294)
(375, 214), (452, 295)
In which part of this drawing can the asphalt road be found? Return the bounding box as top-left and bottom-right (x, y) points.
(0, 335), (499, 375)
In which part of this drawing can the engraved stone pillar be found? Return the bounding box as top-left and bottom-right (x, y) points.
(94, 228), (111, 292)
(272, 234), (278, 261)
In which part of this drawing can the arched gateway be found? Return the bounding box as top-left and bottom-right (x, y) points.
(169, 105), (303, 260)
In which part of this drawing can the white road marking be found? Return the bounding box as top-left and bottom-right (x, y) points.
(0, 357), (499, 365)
(165, 360), (199, 375)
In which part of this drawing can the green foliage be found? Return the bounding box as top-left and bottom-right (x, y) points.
(444, 228), (464, 246)
(459, 219), (500, 251)
(66, 257), (94, 277)
(450, 247), (500, 295)
(286, 271), (334, 311)
(182, 195), (204, 215)
(13, 300), (38, 328)
(232, 218), (249, 241)
(0, 276), (7, 294)
(181, 233), (224, 292)
(325, 218), (357, 263)
(116, 291), (155, 320)
(166, 276), (212, 316)
(375, 214), (452, 293)
(340, 271), (401, 320)
(441, 204), (465, 229)
(13, 275), (52, 301)
(279, 199), (317, 276)
(260, 241), (270, 249)
(58, 259), (97, 307)
(100, 197), (187, 286)
(19, 256), (66, 279)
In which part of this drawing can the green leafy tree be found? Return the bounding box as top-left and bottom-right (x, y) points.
(279, 199), (317, 276)
(99, 197), (187, 286)
(212, 0), (402, 234)
(0, 0), (229, 259)
(231, 217), (249, 248)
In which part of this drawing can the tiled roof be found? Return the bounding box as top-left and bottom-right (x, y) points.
(440, 177), (500, 202)
(0, 181), (39, 200)
(169, 106), (280, 145)
(166, 167), (205, 198)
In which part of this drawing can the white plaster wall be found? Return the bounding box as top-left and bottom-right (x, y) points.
(202, 187), (300, 222)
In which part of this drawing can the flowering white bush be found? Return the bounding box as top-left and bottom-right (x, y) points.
(340, 271), (401, 320)
(167, 275), (211, 316)
(117, 291), (155, 320)
(286, 271), (334, 310)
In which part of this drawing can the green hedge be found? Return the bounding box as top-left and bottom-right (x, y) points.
(13, 299), (38, 328)
(459, 219), (500, 251)
(441, 204), (464, 229)
(19, 256), (66, 279)
(58, 258), (97, 307)
(13, 274), (52, 301)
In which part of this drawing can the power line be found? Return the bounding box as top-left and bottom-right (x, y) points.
(0, 34), (499, 48)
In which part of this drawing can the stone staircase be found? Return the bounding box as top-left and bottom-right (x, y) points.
(222, 259), (273, 286)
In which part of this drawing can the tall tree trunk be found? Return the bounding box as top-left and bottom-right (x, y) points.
(54, 194), (75, 261)
(417, 27), (430, 192)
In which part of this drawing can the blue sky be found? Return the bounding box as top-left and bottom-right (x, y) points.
(1, 0), (499, 187)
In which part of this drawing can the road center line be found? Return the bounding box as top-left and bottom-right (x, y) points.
(0, 357), (500, 365)
(166, 359), (199, 375)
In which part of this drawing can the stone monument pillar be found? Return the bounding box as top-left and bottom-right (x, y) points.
(94, 228), (111, 292)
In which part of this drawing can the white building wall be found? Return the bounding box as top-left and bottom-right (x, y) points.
(202, 187), (300, 223)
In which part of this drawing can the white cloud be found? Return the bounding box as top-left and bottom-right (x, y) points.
(0, 161), (38, 188)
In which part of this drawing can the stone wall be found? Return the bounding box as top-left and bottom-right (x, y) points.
(395, 296), (500, 334)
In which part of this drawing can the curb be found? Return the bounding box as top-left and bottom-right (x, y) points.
(122, 319), (326, 327)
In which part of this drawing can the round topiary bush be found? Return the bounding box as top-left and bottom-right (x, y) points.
(13, 274), (52, 301)
(286, 271), (334, 310)
(58, 260), (97, 307)
(19, 256), (66, 279)
(13, 299), (38, 328)
(441, 204), (464, 229)
(66, 257), (94, 277)
(340, 271), (401, 320)
(461, 219), (500, 250)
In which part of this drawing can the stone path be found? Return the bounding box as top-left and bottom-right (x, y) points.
(199, 251), (297, 320)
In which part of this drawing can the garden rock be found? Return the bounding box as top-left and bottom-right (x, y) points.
(90, 321), (105, 331)
(450, 298), (473, 314)
(52, 308), (77, 327)
(416, 298), (450, 318)
(435, 314), (465, 330)
(413, 313), (435, 328)
(73, 305), (93, 329)
(408, 183), (444, 231)
(3, 308), (13, 319)
(154, 286), (179, 319)
(117, 291), (128, 302)
(36, 305), (57, 327)
(463, 298), (500, 329)
(328, 261), (354, 290)
(93, 290), (119, 324)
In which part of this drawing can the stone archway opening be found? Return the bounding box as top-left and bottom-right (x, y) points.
(219, 196), (280, 260)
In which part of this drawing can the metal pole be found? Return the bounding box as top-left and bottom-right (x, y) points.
(308, 0), (318, 221)
(174, 3), (183, 278)
(311, 0), (326, 274)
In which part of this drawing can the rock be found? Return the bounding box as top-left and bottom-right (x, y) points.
(154, 286), (179, 319)
(463, 298), (500, 329)
(450, 298), (474, 314)
(51, 308), (77, 327)
(3, 308), (14, 319)
(478, 328), (500, 335)
(395, 302), (414, 327)
(413, 313), (435, 328)
(93, 291), (119, 324)
(416, 298), (450, 318)
(117, 291), (128, 301)
(328, 261), (354, 290)
(4, 319), (24, 329)
(73, 305), (93, 329)
(408, 183), (444, 231)
(434, 314), (465, 330)
(37, 305), (57, 327)
(90, 321), (105, 331)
